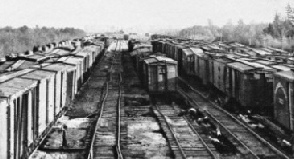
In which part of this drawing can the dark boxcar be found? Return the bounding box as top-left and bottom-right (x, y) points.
(227, 62), (257, 106)
(131, 45), (153, 72)
(0, 78), (38, 159)
(182, 48), (195, 76)
(239, 61), (276, 108)
(151, 40), (160, 53)
(142, 56), (178, 92)
(165, 42), (172, 58)
(189, 47), (204, 77)
(273, 70), (294, 130)
(175, 44), (188, 75)
(170, 43), (177, 60)
(212, 57), (234, 93)
(124, 34), (129, 41)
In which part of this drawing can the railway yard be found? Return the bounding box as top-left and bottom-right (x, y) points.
(2, 33), (294, 159)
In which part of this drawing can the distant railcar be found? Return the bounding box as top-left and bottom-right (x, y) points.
(142, 56), (178, 93)
(181, 48), (195, 76)
(174, 44), (188, 75)
(123, 34), (129, 41)
(189, 48), (208, 84)
(151, 40), (159, 53)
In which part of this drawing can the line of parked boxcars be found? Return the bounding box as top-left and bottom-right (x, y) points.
(150, 35), (294, 133)
(0, 35), (108, 159)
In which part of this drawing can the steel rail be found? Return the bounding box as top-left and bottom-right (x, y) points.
(155, 105), (187, 159)
(178, 77), (290, 159)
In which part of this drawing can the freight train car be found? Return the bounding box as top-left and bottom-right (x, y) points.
(0, 77), (39, 159)
(0, 36), (104, 159)
(142, 55), (178, 93)
(212, 57), (234, 94)
(227, 62), (258, 107)
(273, 70), (294, 130)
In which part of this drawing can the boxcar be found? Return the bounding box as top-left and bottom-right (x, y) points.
(169, 43), (177, 60)
(131, 45), (153, 72)
(212, 57), (234, 93)
(42, 63), (76, 116)
(0, 78), (38, 159)
(21, 70), (56, 127)
(165, 42), (174, 58)
(142, 56), (178, 93)
(181, 48), (194, 76)
(59, 56), (84, 89)
(227, 62), (257, 106)
(151, 40), (160, 53)
(273, 70), (294, 130)
(189, 48), (203, 75)
(175, 44), (188, 75)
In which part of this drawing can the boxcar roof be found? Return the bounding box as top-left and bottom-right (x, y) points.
(50, 48), (72, 56)
(25, 54), (47, 61)
(238, 57), (256, 61)
(251, 48), (272, 55)
(64, 56), (84, 64)
(240, 61), (273, 70)
(17, 61), (37, 70)
(75, 52), (88, 57)
(274, 70), (294, 82)
(227, 62), (256, 73)
(42, 63), (76, 72)
(0, 97), (8, 105)
(190, 48), (204, 56)
(272, 65), (291, 71)
(21, 69), (55, 80)
(256, 60), (276, 65)
(182, 48), (194, 56)
(0, 69), (34, 83)
(214, 57), (234, 63)
(0, 61), (15, 72)
(144, 56), (177, 65)
(0, 77), (38, 98)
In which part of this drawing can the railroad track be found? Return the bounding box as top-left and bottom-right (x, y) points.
(153, 104), (218, 159)
(87, 40), (124, 159)
(178, 77), (289, 159)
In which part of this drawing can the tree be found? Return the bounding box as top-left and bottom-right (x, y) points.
(286, 4), (294, 25)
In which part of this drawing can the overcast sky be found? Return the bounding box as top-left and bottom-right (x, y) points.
(0, 0), (293, 32)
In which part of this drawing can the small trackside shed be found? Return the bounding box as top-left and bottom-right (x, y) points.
(142, 56), (178, 93)
(273, 70), (294, 130)
(0, 78), (38, 159)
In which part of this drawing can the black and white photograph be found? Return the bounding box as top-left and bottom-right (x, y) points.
(0, 0), (294, 158)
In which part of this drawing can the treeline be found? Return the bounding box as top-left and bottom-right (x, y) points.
(0, 26), (86, 57)
(176, 4), (294, 51)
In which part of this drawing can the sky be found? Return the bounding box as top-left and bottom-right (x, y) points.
(0, 0), (293, 33)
